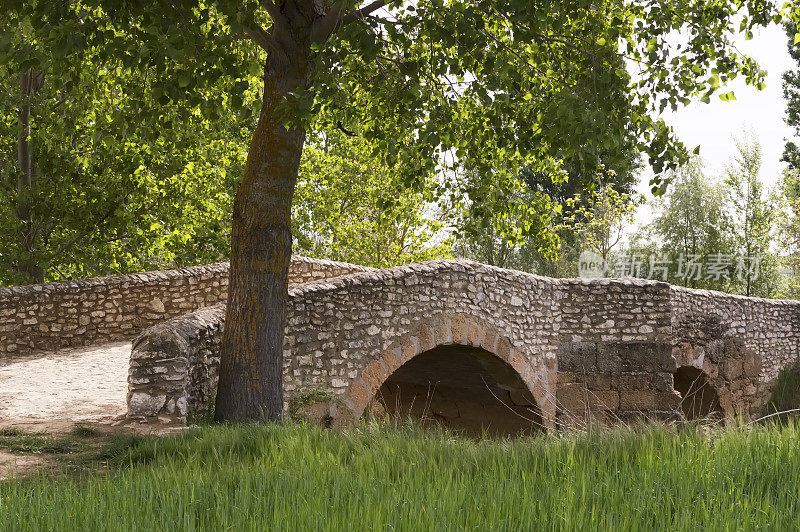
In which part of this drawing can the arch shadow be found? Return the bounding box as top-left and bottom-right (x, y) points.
(674, 366), (724, 421)
(369, 345), (544, 437)
(339, 313), (556, 433)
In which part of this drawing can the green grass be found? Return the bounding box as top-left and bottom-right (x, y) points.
(2, 422), (800, 530)
(70, 425), (100, 438)
(0, 429), (84, 455)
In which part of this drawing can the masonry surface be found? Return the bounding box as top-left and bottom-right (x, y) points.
(2, 256), (796, 433)
(116, 257), (800, 433)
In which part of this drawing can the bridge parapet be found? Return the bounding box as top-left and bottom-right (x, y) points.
(0, 256), (370, 358)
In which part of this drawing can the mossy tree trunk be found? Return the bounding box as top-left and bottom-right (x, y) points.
(214, 14), (313, 422)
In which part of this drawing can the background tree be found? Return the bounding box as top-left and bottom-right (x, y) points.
(450, 164), (562, 270)
(293, 130), (450, 267)
(9, 0), (790, 421)
(784, 21), (800, 170)
(775, 169), (800, 298)
(568, 183), (639, 265)
(0, 5), (258, 286)
(452, 128), (642, 276)
(724, 138), (780, 297)
(638, 159), (734, 290)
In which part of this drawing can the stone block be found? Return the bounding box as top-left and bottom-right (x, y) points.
(434, 317), (452, 346)
(451, 314), (467, 344)
(612, 373), (651, 392)
(497, 336), (512, 362)
(557, 383), (589, 411)
(722, 358), (744, 381)
(362, 359), (388, 393)
(347, 379), (371, 413)
(382, 348), (401, 374)
(482, 325), (499, 352)
(590, 390), (620, 411)
(559, 342), (598, 373)
(581, 374), (614, 391)
(743, 351), (761, 378)
(650, 372), (675, 392)
(619, 391), (680, 411)
(128, 392), (167, 416)
(467, 318), (483, 347)
(416, 324), (434, 352)
(401, 337), (418, 363)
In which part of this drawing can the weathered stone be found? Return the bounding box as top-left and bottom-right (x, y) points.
(1, 256), (370, 358)
(148, 298), (166, 314)
(362, 359), (387, 393)
(128, 392), (167, 416)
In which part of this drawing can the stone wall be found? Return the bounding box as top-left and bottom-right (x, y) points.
(554, 278), (678, 427)
(128, 303), (226, 421)
(1, 256), (372, 358)
(670, 287), (800, 417)
(126, 260), (800, 429)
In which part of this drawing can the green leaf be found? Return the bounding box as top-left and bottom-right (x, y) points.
(178, 72), (191, 88)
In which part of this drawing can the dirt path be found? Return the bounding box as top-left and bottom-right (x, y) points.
(0, 341), (131, 432)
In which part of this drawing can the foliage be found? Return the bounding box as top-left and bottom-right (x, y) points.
(315, 0), (778, 192)
(452, 151), (641, 275)
(723, 138), (780, 298)
(7, 0), (779, 233)
(630, 143), (780, 297)
(0, 2), (261, 285)
(4, 423), (800, 529)
(777, 168), (800, 298)
(286, 385), (342, 422)
(292, 131), (450, 268)
(449, 165), (562, 270)
(763, 364), (800, 422)
(638, 159), (736, 289)
(784, 21), (800, 171)
(567, 183), (639, 262)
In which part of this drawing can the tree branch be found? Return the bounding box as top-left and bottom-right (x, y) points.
(341, 0), (390, 26)
(310, 0), (348, 45)
(259, 0), (286, 26)
(336, 120), (357, 137)
(242, 21), (276, 54)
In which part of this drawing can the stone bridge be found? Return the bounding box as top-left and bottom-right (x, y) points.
(126, 258), (800, 435)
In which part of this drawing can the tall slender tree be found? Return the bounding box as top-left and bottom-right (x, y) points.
(724, 138), (778, 297)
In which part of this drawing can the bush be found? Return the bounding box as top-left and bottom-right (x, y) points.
(763, 363), (800, 422)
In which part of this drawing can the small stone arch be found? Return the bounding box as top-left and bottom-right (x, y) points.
(674, 366), (724, 420)
(339, 313), (556, 434)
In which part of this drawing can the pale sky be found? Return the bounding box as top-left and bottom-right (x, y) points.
(633, 23), (797, 229)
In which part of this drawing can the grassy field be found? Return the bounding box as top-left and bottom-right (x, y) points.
(1, 421), (799, 530)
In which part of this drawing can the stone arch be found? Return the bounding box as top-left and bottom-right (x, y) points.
(671, 332), (763, 419)
(673, 366), (724, 420)
(340, 313), (556, 433)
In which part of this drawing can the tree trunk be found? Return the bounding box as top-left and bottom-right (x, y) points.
(214, 70), (309, 421)
(213, 0), (346, 421)
(16, 69), (45, 284)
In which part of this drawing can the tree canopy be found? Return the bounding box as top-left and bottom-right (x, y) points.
(1, 3), (261, 285)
